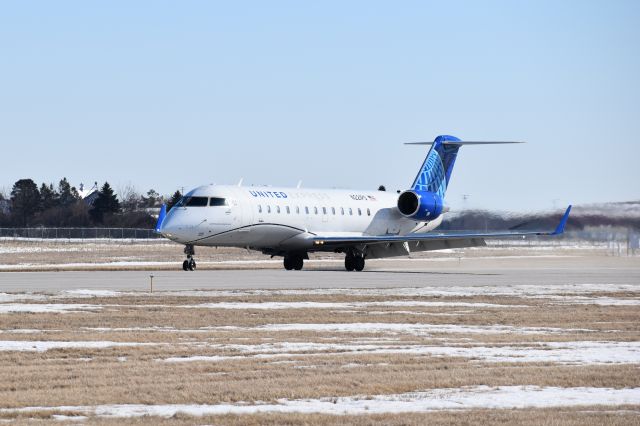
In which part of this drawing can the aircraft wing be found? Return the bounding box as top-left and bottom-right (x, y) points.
(312, 205), (571, 248)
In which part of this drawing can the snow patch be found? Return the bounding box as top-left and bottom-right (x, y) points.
(0, 329), (46, 334)
(161, 341), (640, 365)
(51, 414), (88, 422)
(0, 304), (103, 314)
(0, 340), (151, 352)
(256, 322), (590, 335)
(263, 284), (640, 298)
(0, 293), (47, 303)
(186, 301), (526, 310)
(3, 386), (639, 417)
(61, 289), (121, 297)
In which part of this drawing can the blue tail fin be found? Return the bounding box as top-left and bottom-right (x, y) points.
(411, 135), (461, 198)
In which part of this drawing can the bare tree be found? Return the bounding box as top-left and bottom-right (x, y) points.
(117, 182), (141, 213)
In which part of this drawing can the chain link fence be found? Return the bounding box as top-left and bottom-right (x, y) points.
(0, 228), (161, 239)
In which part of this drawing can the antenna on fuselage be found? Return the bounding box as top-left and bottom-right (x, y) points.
(296, 180), (302, 189)
(237, 178), (243, 187)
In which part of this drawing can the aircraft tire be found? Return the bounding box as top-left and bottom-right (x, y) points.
(354, 256), (365, 272)
(293, 256), (304, 270)
(284, 256), (293, 270)
(345, 256), (355, 271)
(189, 259), (196, 271)
(182, 260), (189, 271)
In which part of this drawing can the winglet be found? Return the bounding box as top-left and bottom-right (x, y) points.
(552, 205), (572, 235)
(155, 204), (167, 233)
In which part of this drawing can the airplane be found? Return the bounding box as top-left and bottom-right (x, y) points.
(156, 135), (571, 271)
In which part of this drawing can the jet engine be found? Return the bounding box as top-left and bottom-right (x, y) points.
(397, 190), (445, 221)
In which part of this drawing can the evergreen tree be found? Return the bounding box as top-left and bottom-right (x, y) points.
(58, 177), (79, 206)
(167, 190), (182, 211)
(40, 183), (60, 210)
(10, 179), (41, 226)
(90, 182), (120, 224)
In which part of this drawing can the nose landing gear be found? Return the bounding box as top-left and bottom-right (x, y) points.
(182, 244), (196, 271)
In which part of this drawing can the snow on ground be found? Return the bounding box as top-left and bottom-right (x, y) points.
(0, 340), (152, 352)
(2, 386), (639, 418)
(0, 246), (86, 254)
(0, 261), (184, 270)
(162, 340), (640, 365)
(540, 295), (640, 306)
(264, 284), (640, 298)
(0, 304), (103, 314)
(2, 283), (636, 301)
(61, 289), (121, 297)
(255, 322), (590, 335)
(51, 414), (88, 421)
(0, 238), (169, 244)
(0, 293), (48, 303)
(186, 300), (526, 310)
(70, 321), (590, 336)
(0, 297), (635, 313)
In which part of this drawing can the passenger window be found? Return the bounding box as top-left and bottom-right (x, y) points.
(305, 206), (309, 214)
(331, 207), (336, 215)
(349, 208), (353, 215)
(267, 205), (271, 214)
(286, 206), (290, 214)
(314, 207), (318, 215)
(258, 205), (262, 213)
(322, 207), (327, 215)
(358, 208), (362, 216)
(209, 197), (227, 206)
(341, 207), (344, 215)
(276, 206), (281, 214)
(367, 208), (371, 216)
(296, 206), (300, 214)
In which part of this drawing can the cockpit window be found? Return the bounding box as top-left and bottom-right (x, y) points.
(209, 197), (227, 206)
(177, 196), (208, 207)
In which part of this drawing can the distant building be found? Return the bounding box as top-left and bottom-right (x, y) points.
(78, 182), (99, 206)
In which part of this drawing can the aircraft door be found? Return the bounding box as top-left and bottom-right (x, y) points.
(229, 198), (240, 225)
(230, 187), (254, 228)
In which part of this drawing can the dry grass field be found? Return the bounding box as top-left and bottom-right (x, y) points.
(0, 278), (638, 424)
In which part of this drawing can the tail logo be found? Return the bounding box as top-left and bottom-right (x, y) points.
(413, 148), (447, 197)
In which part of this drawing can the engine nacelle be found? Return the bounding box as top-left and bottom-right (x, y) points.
(397, 190), (444, 221)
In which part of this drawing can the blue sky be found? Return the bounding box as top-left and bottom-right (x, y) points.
(1, 1), (638, 211)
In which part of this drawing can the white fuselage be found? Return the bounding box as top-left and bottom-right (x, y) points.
(160, 184), (443, 255)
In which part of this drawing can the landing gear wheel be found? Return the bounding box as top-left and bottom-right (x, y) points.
(354, 256), (365, 272)
(283, 256), (293, 271)
(182, 245), (196, 272)
(293, 256), (304, 270)
(345, 256), (355, 272)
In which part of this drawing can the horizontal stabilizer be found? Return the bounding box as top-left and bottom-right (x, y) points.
(405, 141), (524, 145)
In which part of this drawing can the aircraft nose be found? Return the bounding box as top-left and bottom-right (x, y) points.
(158, 212), (188, 243)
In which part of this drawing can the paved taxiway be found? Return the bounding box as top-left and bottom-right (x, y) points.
(0, 256), (638, 292)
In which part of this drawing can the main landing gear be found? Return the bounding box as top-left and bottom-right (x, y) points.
(283, 254), (304, 271)
(344, 253), (365, 272)
(182, 244), (196, 271)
